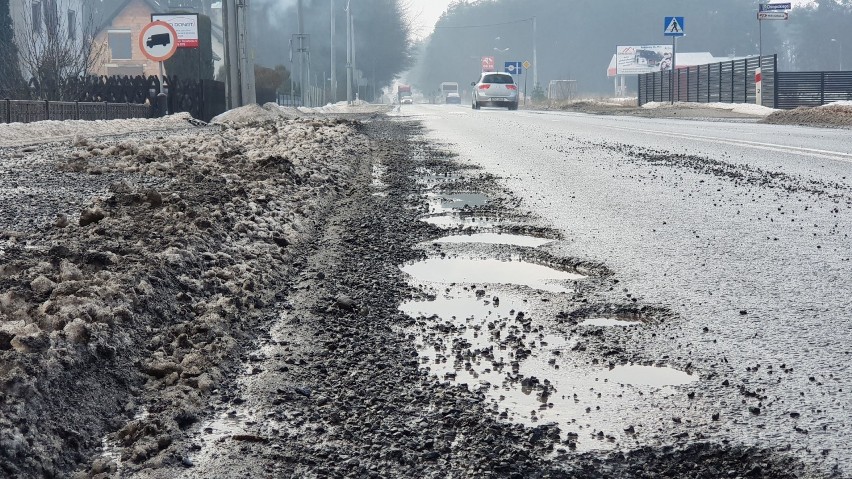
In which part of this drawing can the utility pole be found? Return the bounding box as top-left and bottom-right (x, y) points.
(330, 0), (336, 103)
(222, 0), (256, 108)
(346, 0), (352, 104)
(352, 12), (357, 101)
(298, 0), (306, 107)
(532, 16), (538, 90)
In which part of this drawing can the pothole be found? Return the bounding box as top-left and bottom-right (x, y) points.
(421, 213), (500, 229)
(427, 192), (489, 214)
(402, 287), (696, 451)
(400, 257), (585, 293)
(432, 232), (554, 247)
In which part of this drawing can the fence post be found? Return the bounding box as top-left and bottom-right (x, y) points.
(730, 61), (735, 103)
(708, 65), (712, 102)
(820, 72), (825, 106)
(44, 100), (49, 121)
(75, 101), (80, 120)
(4, 99), (9, 124)
(773, 54), (779, 109)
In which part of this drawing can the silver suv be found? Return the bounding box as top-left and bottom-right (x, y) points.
(471, 72), (518, 110)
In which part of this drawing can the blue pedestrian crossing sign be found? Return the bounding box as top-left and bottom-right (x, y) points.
(664, 16), (685, 37)
(504, 61), (523, 75)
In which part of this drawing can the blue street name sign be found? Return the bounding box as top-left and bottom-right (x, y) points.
(759, 3), (791, 11)
(664, 17), (685, 37)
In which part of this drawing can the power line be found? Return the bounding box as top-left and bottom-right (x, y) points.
(434, 17), (534, 30)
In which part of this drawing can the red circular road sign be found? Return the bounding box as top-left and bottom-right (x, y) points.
(139, 21), (179, 62)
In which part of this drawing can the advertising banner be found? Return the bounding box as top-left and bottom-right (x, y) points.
(151, 14), (199, 48)
(616, 45), (674, 75)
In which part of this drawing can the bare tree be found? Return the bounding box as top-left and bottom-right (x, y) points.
(14, 0), (103, 100)
(0, 0), (25, 98)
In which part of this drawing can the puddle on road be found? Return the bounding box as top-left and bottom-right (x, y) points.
(580, 317), (639, 327)
(427, 192), (489, 214)
(432, 232), (554, 248)
(402, 289), (696, 451)
(401, 257), (585, 293)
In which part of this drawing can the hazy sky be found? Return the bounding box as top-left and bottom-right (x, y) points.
(408, 0), (812, 40)
(409, 0), (455, 39)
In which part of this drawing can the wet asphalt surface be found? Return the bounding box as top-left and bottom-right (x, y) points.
(406, 104), (852, 477)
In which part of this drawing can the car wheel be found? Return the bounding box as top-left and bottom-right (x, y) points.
(508, 102), (518, 111)
(472, 100), (479, 110)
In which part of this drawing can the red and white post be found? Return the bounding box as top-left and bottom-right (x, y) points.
(755, 67), (763, 106)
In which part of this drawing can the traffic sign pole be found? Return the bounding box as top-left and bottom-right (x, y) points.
(663, 17), (685, 104)
(672, 36), (676, 104)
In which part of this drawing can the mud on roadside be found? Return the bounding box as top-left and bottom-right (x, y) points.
(0, 114), (830, 478)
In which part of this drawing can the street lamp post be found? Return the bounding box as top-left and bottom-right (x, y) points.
(831, 38), (843, 71)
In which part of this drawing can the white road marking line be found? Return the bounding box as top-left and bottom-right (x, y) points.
(598, 124), (852, 163)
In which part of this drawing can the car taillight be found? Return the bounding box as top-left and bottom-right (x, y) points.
(506, 85), (517, 90)
(478, 84), (491, 90)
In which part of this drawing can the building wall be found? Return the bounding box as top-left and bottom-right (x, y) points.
(10, 0), (86, 80)
(90, 0), (160, 77)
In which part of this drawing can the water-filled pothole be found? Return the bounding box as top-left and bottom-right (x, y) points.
(402, 289), (697, 451)
(427, 192), (489, 214)
(400, 257), (585, 293)
(432, 232), (553, 248)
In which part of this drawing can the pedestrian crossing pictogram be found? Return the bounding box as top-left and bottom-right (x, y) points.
(664, 16), (685, 37)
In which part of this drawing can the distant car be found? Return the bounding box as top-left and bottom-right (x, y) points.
(471, 72), (518, 110)
(401, 96), (413, 105)
(446, 92), (461, 104)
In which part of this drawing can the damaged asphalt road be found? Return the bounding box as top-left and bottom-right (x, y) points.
(0, 110), (841, 478)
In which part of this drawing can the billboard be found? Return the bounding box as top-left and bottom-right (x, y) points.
(151, 14), (199, 49)
(616, 45), (673, 75)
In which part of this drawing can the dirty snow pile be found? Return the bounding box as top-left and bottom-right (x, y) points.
(0, 112), (199, 148)
(298, 100), (393, 115)
(0, 115), (371, 476)
(763, 101), (852, 127)
(210, 102), (304, 125)
(642, 101), (777, 116)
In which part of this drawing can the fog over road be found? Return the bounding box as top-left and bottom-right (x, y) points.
(408, 104), (852, 475)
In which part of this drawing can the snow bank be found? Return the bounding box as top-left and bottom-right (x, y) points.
(0, 113), (198, 148)
(642, 101), (776, 116)
(298, 100), (393, 115)
(210, 103), (304, 125)
(764, 103), (852, 127)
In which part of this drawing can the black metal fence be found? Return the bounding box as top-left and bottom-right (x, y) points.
(639, 54), (852, 109)
(1, 75), (226, 124)
(1, 100), (151, 124)
(775, 71), (852, 109)
(639, 55), (777, 108)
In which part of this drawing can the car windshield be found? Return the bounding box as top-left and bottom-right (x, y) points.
(482, 74), (514, 84)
